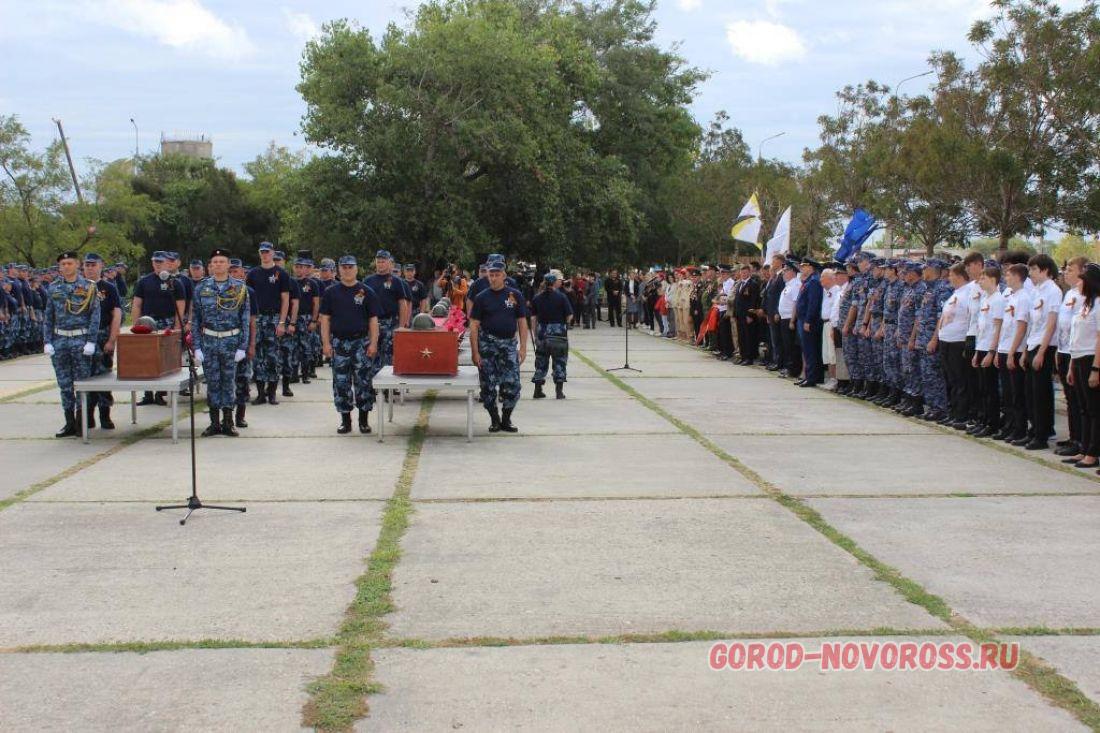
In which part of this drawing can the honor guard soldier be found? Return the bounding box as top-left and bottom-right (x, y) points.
(403, 263), (430, 314)
(44, 251), (100, 437)
(246, 242), (292, 405)
(530, 269), (573, 399)
(191, 249), (250, 436)
(470, 260), (529, 432)
(81, 253), (122, 429)
(362, 249), (411, 379)
(320, 255), (381, 434)
(131, 251), (186, 406)
(293, 257), (321, 384)
(274, 251), (300, 397)
(229, 258), (258, 428)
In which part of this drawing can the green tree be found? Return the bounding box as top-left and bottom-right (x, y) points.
(242, 142), (307, 247)
(0, 114), (71, 266)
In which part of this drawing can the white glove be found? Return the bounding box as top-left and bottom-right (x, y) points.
(234, 349), (246, 363)
(82, 342), (95, 357)
(44, 343), (55, 357)
(194, 348), (204, 365)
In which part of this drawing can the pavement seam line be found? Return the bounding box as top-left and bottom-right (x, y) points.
(0, 382), (53, 403)
(0, 638), (334, 654)
(0, 411), (186, 513)
(302, 392), (436, 733)
(572, 347), (1100, 730)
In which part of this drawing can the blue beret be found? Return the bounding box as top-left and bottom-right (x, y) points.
(375, 249), (392, 260)
(83, 252), (103, 263)
(338, 255), (357, 266)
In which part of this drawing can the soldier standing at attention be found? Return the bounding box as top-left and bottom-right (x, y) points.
(274, 251), (300, 397)
(191, 249), (251, 437)
(246, 242), (291, 406)
(293, 257), (321, 385)
(471, 260), (529, 433)
(530, 270), (573, 399)
(131, 251), (186, 406)
(44, 251), (100, 438)
(403, 263), (430, 315)
(229, 259), (258, 428)
(605, 269), (623, 328)
(362, 250), (411, 379)
(320, 255), (380, 435)
(81, 253), (122, 430)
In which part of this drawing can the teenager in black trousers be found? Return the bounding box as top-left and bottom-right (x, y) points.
(1065, 263), (1100, 470)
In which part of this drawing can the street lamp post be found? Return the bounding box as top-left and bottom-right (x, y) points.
(757, 131), (786, 163)
(130, 118), (139, 174)
(893, 70), (934, 99)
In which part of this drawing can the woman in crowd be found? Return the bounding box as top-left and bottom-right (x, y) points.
(1055, 257), (1087, 457)
(1065, 262), (1100, 470)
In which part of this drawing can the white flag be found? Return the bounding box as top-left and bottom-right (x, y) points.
(764, 206), (791, 262)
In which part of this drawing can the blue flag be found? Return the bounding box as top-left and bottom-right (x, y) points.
(835, 208), (881, 263)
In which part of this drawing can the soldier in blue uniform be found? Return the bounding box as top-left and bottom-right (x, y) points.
(858, 259), (886, 400)
(44, 252), (100, 437)
(191, 249), (251, 437)
(530, 270), (573, 399)
(876, 260), (903, 407)
(246, 242), (291, 405)
(916, 259), (952, 421)
(273, 251), (301, 397)
(81, 253), (122, 429)
(403, 263), (430, 315)
(471, 260), (529, 432)
(0, 271), (18, 359)
(362, 249), (411, 383)
(320, 255), (380, 434)
(841, 255), (869, 396)
(131, 251), (186, 406)
(293, 257), (321, 384)
(229, 259), (258, 428)
(896, 262), (927, 416)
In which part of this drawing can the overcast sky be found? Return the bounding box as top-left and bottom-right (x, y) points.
(1, 0), (1038, 177)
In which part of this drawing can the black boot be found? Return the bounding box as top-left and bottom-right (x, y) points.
(487, 404), (502, 433)
(500, 407), (518, 433)
(533, 383), (546, 399)
(235, 404), (248, 428)
(221, 408), (239, 437)
(358, 410), (371, 434)
(555, 382), (565, 399)
(85, 405), (96, 429)
(137, 391), (156, 406)
(55, 409), (77, 438)
(251, 380), (267, 405)
(98, 403), (115, 430)
(282, 376), (294, 397)
(337, 413), (353, 434)
(267, 382), (279, 405)
(301, 364), (311, 384)
(201, 409), (222, 437)
(849, 379), (863, 397)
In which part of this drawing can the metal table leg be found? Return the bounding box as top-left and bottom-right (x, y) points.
(466, 389), (473, 442)
(130, 391), (137, 424)
(171, 390), (178, 444)
(81, 391), (88, 444)
(378, 400), (385, 443)
(388, 389), (394, 423)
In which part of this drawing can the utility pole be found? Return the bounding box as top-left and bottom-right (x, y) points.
(52, 118), (83, 204)
(130, 118), (139, 175)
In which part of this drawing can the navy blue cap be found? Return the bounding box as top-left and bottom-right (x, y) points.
(151, 251), (167, 261)
(783, 258), (799, 271)
(57, 251), (79, 262)
(296, 258), (314, 267)
(209, 248), (231, 260)
(375, 249), (392, 260)
(272, 251), (285, 261)
(488, 261), (506, 272)
(229, 258), (243, 267)
(165, 251), (180, 260)
(338, 255), (357, 266)
(189, 259), (203, 267)
(544, 272), (558, 284)
(258, 242), (274, 252)
(478, 263), (489, 272)
(801, 257), (822, 270)
(114, 262), (127, 268)
(403, 262), (416, 271)
(83, 252), (104, 263)
(487, 253), (504, 263)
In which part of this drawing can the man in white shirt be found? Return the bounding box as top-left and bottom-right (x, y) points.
(821, 267), (841, 387)
(1054, 257), (1086, 457)
(962, 252), (985, 424)
(777, 259), (803, 378)
(1017, 254), (1063, 450)
(716, 265), (735, 360)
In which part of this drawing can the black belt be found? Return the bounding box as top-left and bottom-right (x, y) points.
(259, 311), (279, 316)
(332, 332), (367, 340)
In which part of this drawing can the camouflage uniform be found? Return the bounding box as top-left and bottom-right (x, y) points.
(843, 271), (868, 381)
(863, 273), (886, 382)
(881, 275), (903, 390)
(532, 322), (569, 385)
(897, 277), (925, 399)
(253, 314), (281, 382)
(916, 276), (952, 413)
(44, 275), (100, 412)
(192, 277), (251, 410)
(331, 336), (376, 414)
(478, 332), (521, 409)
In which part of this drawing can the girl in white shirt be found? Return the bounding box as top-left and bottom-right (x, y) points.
(995, 264), (1033, 442)
(970, 266), (1005, 437)
(1063, 263), (1100, 469)
(1055, 257), (1087, 457)
(937, 263), (974, 428)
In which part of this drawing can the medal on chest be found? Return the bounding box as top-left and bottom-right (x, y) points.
(353, 290), (365, 305)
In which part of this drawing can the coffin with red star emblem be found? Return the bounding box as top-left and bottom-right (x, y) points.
(393, 327), (459, 376)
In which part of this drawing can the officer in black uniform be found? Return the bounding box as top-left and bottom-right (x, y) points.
(82, 253), (122, 429)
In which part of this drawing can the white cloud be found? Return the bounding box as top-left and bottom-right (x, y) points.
(282, 8), (319, 42)
(89, 0), (255, 61)
(677, 0), (702, 10)
(726, 20), (807, 65)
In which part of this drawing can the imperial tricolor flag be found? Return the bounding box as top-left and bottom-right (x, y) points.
(731, 192), (763, 250)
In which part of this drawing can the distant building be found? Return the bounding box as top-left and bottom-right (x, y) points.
(160, 133), (213, 159)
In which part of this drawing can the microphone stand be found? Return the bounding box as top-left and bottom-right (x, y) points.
(608, 291), (641, 373)
(156, 276), (245, 525)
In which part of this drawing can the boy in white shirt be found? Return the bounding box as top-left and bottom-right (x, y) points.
(1016, 254), (1062, 450)
(970, 266), (1005, 437)
(995, 263), (1033, 442)
(937, 262), (975, 429)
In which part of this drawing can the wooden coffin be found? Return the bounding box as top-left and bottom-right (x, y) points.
(393, 328), (459, 376)
(116, 332), (182, 379)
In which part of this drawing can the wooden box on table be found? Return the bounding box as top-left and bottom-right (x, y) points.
(393, 328), (459, 376)
(116, 332), (182, 379)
